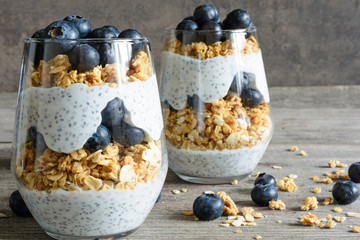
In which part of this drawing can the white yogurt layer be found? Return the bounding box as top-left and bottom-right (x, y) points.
(18, 75), (163, 153)
(18, 169), (166, 237)
(160, 50), (270, 110)
(167, 138), (270, 178)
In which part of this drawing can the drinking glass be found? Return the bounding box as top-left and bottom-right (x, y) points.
(12, 37), (167, 239)
(160, 27), (273, 184)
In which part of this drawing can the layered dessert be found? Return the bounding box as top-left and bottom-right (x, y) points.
(160, 5), (272, 182)
(13, 16), (166, 238)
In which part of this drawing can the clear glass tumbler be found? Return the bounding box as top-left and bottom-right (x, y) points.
(12, 37), (167, 239)
(160, 27), (273, 184)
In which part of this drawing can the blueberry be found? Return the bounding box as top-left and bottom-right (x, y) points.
(349, 162), (360, 183)
(35, 132), (47, 157)
(118, 29), (144, 57)
(103, 25), (120, 36)
(162, 100), (177, 112)
(187, 94), (204, 112)
(87, 27), (117, 38)
(251, 184), (278, 206)
(229, 72), (253, 94)
(241, 88), (262, 108)
(31, 29), (49, 38)
(223, 9), (252, 29)
(27, 126), (37, 142)
(155, 192), (162, 203)
(63, 15), (91, 38)
(175, 20), (199, 45)
(84, 125), (111, 152)
(45, 21), (80, 51)
(193, 4), (220, 25)
(112, 121), (145, 148)
(193, 193), (224, 221)
(332, 180), (359, 205)
(254, 173), (276, 186)
(96, 43), (116, 66)
(101, 98), (125, 128)
(199, 21), (222, 45)
(9, 190), (32, 217)
(68, 44), (100, 72)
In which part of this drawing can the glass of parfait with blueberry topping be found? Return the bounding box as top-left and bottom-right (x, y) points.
(160, 5), (273, 184)
(12, 15), (167, 239)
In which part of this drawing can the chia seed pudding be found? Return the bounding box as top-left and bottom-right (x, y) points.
(160, 12), (273, 184)
(13, 36), (167, 239)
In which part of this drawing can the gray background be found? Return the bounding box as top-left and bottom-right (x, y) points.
(1, 0), (360, 92)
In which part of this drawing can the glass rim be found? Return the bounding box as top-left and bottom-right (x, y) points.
(164, 26), (257, 33)
(24, 37), (150, 44)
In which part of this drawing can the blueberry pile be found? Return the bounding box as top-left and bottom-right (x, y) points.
(29, 15), (144, 71)
(251, 173), (278, 206)
(175, 4), (254, 45)
(84, 97), (145, 152)
(230, 71), (263, 108)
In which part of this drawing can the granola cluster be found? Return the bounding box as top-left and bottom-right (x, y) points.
(30, 51), (151, 88)
(16, 140), (161, 193)
(164, 96), (271, 151)
(165, 36), (258, 60)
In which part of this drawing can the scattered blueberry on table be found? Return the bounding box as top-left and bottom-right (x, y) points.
(348, 162), (360, 183)
(332, 180), (359, 205)
(193, 193), (224, 221)
(251, 183), (278, 206)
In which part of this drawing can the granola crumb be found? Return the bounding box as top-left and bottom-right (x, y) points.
(337, 163), (348, 168)
(255, 172), (262, 177)
(234, 230), (242, 234)
(277, 177), (297, 192)
(311, 187), (321, 193)
(220, 223), (230, 227)
(231, 179), (238, 185)
(323, 197), (334, 206)
(321, 219), (336, 228)
(311, 175), (320, 181)
(204, 190), (215, 194)
(300, 212), (320, 226)
(254, 235), (262, 239)
(333, 207), (342, 213)
(180, 188), (187, 193)
(299, 150), (307, 156)
(320, 177), (333, 184)
(245, 214), (255, 222)
(288, 174), (298, 179)
(289, 146), (299, 151)
(0, 213), (9, 218)
(240, 207), (254, 216)
(183, 211), (194, 216)
(276, 220), (282, 223)
(301, 196), (318, 211)
(334, 169), (345, 174)
(326, 215), (333, 220)
(319, 218), (327, 222)
(353, 226), (360, 233)
(323, 172), (337, 179)
(328, 160), (339, 168)
(247, 222), (257, 226)
(269, 200), (286, 210)
(172, 189), (181, 195)
(272, 165), (282, 170)
(252, 212), (264, 219)
(194, 217), (199, 221)
(217, 191), (239, 216)
(334, 216), (346, 223)
(347, 212), (360, 217)
(339, 174), (350, 180)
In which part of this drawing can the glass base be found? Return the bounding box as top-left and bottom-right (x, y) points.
(174, 172), (250, 184)
(45, 228), (138, 240)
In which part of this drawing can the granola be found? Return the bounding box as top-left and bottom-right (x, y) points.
(30, 51), (151, 88)
(277, 177), (297, 192)
(301, 197), (318, 211)
(17, 140), (161, 192)
(164, 96), (271, 151)
(217, 191), (239, 216)
(165, 36), (259, 60)
(300, 213), (320, 226)
(269, 200), (286, 210)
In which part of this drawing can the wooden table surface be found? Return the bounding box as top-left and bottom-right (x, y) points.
(1, 85), (360, 240)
